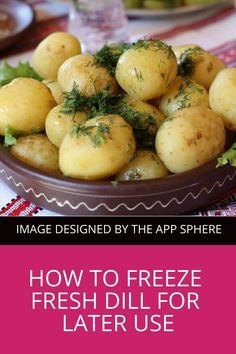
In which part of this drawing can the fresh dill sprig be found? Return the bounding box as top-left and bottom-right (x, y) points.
(178, 46), (204, 77)
(71, 122), (111, 148)
(62, 83), (89, 115)
(129, 40), (175, 59)
(62, 83), (125, 118)
(117, 102), (157, 148)
(94, 43), (130, 76)
(134, 67), (144, 82)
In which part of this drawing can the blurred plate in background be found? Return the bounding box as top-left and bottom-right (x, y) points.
(0, 0), (35, 52)
(126, 1), (229, 18)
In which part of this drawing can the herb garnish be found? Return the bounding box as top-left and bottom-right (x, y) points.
(94, 43), (130, 76)
(178, 46), (204, 77)
(134, 67), (144, 82)
(111, 180), (119, 188)
(4, 127), (17, 147)
(72, 122), (111, 148)
(124, 168), (143, 181)
(62, 83), (160, 148)
(62, 83), (124, 118)
(118, 101), (157, 148)
(217, 143), (236, 168)
(129, 40), (175, 59)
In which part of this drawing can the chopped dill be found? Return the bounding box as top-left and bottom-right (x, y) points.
(125, 168), (142, 181)
(62, 83), (89, 115)
(169, 78), (205, 110)
(71, 122), (111, 148)
(62, 82), (160, 148)
(94, 43), (130, 76)
(117, 101), (157, 148)
(178, 46), (204, 77)
(134, 67), (144, 82)
(111, 180), (119, 188)
(4, 126), (17, 147)
(62, 83), (124, 118)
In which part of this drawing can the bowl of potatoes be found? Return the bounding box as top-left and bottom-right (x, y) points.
(0, 32), (236, 215)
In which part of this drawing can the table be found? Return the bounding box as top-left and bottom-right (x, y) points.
(0, 0), (236, 216)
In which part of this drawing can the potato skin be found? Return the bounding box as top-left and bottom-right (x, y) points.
(115, 41), (177, 100)
(43, 80), (64, 104)
(120, 96), (165, 147)
(10, 134), (60, 174)
(32, 32), (81, 80)
(209, 68), (236, 131)
(45, 104), (86, 147)
(178, 47), (226, 90)
(172, 44), (202, 63)
(58, 54), (118, 96)
(59, 115), (136, 180)
(0, 78), (56, 136)
(116, 149), (169, 181)
(159, 76), (209, 116)
(155, 106), (225, 173)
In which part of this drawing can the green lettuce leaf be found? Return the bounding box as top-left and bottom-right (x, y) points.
(217, 142), (236, 168)
(4, 127), (17, 147)
(0, 61), (42, 87)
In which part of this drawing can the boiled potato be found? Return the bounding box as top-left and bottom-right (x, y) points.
(0, 78), (56, 136)
(43, 80), (64, 104)
(156, 106), (225, 173)
(209, 67), (236, 131)
(59, 115), (136, 180)
(10, 134), (60, 174)
(120, 96), (165, 148)
(172, 44), (201, 63)
(115, 40), (177, 100)
(178, 46), (226, 90)
(45, 104), (87, 147)
(58, 54), (118, 96)
(32, 32), (81, 80)
(159, 76), (209, 116)
(116, 149), (169, 181)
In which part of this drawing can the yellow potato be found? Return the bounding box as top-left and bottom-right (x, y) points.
(156, 106), (225, 173)
(159, 76), (209, 116)
(43, 80), (64, 104)
(116, 149), (169, 181)
(172, 44), (202, 63)
(32, 32), (81, 80)
(45, 104), (87, 147)
(209, 67), (236, 131)
(59, 115), (136, 180)
(120, 96), (165, 147)
(58, 54), (118, 96)
(10, 134), (60, 174)
(0, 78), (56, 136)
(115, 40), (177, 100)
(178, 47), (226, 90)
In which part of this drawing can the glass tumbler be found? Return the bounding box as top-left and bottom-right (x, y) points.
(68, 0), (129, 53)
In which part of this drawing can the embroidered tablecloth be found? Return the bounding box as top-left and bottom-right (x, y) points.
(0, 0), (236, 216)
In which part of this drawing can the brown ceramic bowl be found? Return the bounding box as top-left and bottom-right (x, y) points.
(0, 143), (236, 215)
(0, 0), (35, 52)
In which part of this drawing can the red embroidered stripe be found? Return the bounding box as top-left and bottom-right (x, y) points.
(146, 6), (235, 41)
(0, 196), (41, 216)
